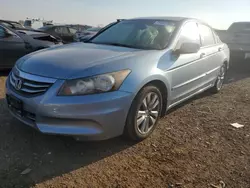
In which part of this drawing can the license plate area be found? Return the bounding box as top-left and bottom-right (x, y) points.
(6, 95), (23, 116)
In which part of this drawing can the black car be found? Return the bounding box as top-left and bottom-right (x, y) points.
(0, 20), (25, 30)
(38, 25), (78, 43)
(0, 24), (62, 70)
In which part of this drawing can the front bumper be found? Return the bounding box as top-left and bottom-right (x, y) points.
(5, 76), (134, 140)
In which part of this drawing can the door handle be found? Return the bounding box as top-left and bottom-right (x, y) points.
(218, 47), (222, 52)
(200, 53), (206, 58)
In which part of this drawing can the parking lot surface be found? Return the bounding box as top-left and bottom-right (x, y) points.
(0, 63), (250, 188)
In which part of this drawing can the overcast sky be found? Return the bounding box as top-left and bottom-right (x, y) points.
(1, 0), (250, 29)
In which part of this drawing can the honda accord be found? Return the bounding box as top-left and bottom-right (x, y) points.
(5, 17), (230, 141)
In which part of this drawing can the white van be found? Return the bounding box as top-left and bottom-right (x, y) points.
(24, 19), (52, 30)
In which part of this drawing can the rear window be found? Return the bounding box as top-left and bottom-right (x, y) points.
(228, 23), (250, 32)
(24, 20), (32, 27)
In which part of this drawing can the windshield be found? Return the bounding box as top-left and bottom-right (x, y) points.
(90, 20), (177, 50)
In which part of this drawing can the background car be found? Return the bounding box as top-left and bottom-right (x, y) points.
(68, 24), (92, 32)
(74, 27), (101, 41)
(23, 18), (53, 30)
(79, 34), (95, 42)
(23, 19), (44, 30)
(38, 25), (78, 43)
(215, 22), (250, 63)
(0, 24), (62, 69)
(76, 22), (120, 42)
(0, 20), (25, 29)
(226, 22), (250, 62)
(67, 24), (91, 41)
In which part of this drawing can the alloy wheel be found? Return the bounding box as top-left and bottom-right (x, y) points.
(136, 92), (160, 134)
(216, 65), (226, 90)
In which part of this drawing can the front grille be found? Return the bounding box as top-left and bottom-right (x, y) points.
(9, 69), (56, 96)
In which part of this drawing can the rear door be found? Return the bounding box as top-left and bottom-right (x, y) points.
(0, 26), (26, 69)
(169, 21), (206, 104)
(198, 24), (222, 84)
(55, 26), (72, 43)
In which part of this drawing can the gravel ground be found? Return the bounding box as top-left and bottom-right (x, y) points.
(0, 63), (249, 188)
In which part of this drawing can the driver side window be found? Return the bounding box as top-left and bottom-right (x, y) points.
(0, 26), (6, 38)
(176, 22), (200, 49)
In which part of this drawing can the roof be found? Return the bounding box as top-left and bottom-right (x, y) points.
(230, 22), (250, 24)
(0, 19), (25, 29)
(128, 16), (189, 22)
(39, 24), (74, 28)
(128, 16), (213, 28)
(0, 19), (20, 24)
(16, 30), (50, 37)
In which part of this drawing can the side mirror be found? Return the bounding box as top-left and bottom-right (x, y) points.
(176, 42), (200, 54)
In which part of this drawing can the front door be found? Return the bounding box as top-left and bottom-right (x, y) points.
(198, 24), (222, 84)
(168, 21), (207, 105)
(55, 26), (72, 43)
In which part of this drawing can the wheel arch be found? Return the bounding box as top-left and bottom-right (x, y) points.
(130, 78), (169, 117)
(143, 80), (168, 117)
(223, 59), (229, 70)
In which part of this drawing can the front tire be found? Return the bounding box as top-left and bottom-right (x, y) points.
(124, 85), (163, 141)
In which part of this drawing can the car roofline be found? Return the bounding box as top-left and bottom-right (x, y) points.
(124, 17), (211, 27)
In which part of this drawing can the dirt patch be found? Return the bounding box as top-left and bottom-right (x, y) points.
(0, 67), (249, 188)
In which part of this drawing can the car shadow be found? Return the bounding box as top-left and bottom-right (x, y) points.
(0, 69), (11, 77)
(224, 60), (250, 84)
(0, 98), (136, 187)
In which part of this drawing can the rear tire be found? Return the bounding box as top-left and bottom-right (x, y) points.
(210, 63), (227, 93)
(123, 85), (163, 141)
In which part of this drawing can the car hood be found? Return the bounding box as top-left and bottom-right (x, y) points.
(17, 43), (143, 79)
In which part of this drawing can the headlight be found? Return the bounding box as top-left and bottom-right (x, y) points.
(58, 69), (131, 96)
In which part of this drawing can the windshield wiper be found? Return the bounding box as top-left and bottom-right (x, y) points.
(94, 42), (153, 50)
(97, 42), (134, 48)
